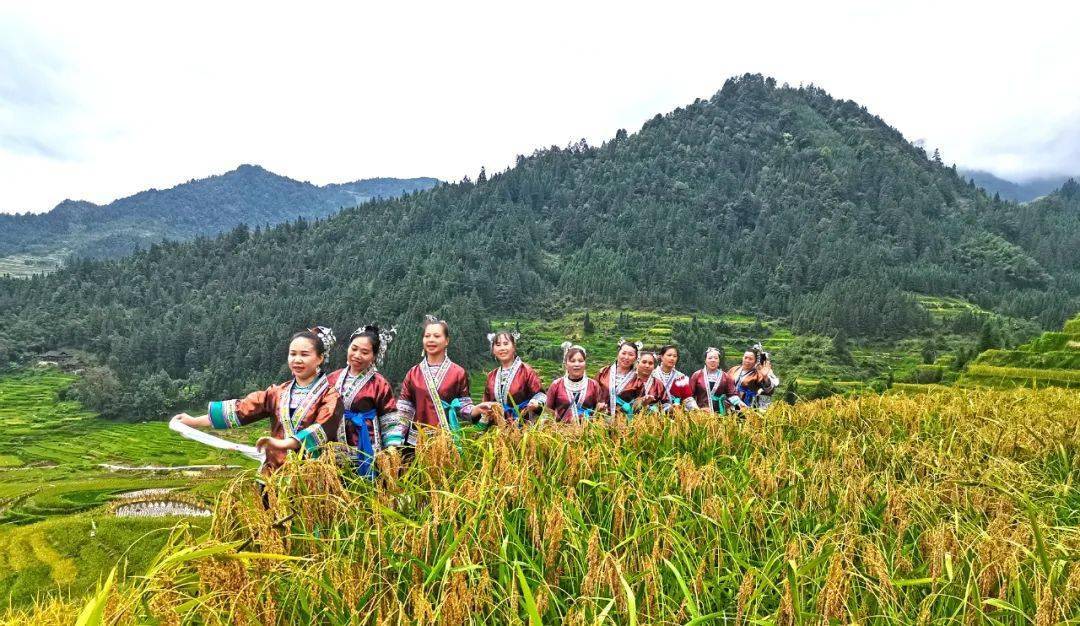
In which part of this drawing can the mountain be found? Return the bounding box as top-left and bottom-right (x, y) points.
(0, 165), (439, 266)
(1, 74), (1077, 416)
(958, 168), (1071, 203)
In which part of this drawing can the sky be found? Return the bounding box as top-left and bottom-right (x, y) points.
(1, 1), (1078, 213)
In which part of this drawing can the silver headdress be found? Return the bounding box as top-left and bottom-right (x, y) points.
(350, 324), (397, 365)
(560, 340), (587, 359)
(311, 326), (337, 353)
(704, 346), (722, 358)
(617, 338), (643, 352)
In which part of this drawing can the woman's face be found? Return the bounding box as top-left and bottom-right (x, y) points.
(423, 323), (449, 357)
(741, 351), (756, 370)
(565, 352), (587, 379)
(705, 351), (721, 371)
(492, 335), (516, 363)
(636, 353), (656, 378)
(347, 336), (376, 372)
(288, 337), (322, 380)
(617, 344), (638, 370)
(660, 348), (679, 370)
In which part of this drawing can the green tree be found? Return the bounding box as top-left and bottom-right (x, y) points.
(68, 366), (123, 418)
(831, 329), (853, 364)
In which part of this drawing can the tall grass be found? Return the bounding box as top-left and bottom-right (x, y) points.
(14, 387), (1080, 625)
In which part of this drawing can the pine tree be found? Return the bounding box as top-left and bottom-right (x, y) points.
(977, 320), (998, 353)
(831, 329), (853, 364)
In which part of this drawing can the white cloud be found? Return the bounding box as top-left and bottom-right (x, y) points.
(1, 0), (1078, 212)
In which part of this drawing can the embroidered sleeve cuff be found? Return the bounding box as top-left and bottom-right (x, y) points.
(378, 411), (407, 448)
(457, 397), (474, 418)
(208, 400), (241, 429)
(293, 424), (328, 455)
(396, 399), (416, 418)
(531, 392), (547, 406)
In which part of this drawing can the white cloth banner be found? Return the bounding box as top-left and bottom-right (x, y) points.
(169, 416), (266, 464)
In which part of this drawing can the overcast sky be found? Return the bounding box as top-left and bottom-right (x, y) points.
(2, 1), (1078, 213)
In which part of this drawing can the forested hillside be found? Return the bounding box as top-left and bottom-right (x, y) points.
(0, 164), (438, 264)
(0, 74), (1076, 417)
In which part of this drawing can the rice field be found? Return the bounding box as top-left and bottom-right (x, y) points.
(14, 386), (1079, 625)
(0, 369), (246, 606)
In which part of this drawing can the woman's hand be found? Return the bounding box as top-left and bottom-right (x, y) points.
(173, 413), (211, 428)
(596, 402), (609, 414)
(255, 436), (300, 452)
(475, 402), (494, 416)
(526, 400), (542, 413)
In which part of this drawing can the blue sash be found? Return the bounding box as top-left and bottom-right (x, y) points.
(441, 399), (463, 447)
(503, 399), (530, 422)
(736, 386), (756, 408)
(346, 408), (379, 478)
(615, 397), (634, 421)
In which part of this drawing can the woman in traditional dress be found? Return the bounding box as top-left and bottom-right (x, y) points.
(474, 331), (545, 427)
(325, 324), (403, 477)
(595, 340), (666, 418)
(545, 342), (601, 423)
(686, 347), (740, 413)
(173, 326), (344, 473)
(653, 344), (693, 410)
(396, 316), (474, 447)
(631, 351), (670, 413)
(728, 348), (780, 410)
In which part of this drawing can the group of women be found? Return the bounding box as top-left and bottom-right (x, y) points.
(173, 316), (779, 476)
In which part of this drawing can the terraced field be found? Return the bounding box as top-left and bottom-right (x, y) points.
(960, 313), (1080, 389)
(0, 252), (64, 278)
(0, 369), (255, 606)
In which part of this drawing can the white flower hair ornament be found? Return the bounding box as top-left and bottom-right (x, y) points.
(487, 330), (522, 346)
(377, 326), (397, 365)
(561, 341), (587, 358)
